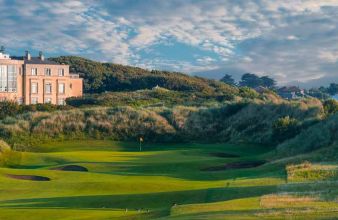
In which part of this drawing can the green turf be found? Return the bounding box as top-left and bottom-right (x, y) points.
(0, 140), (337, 219)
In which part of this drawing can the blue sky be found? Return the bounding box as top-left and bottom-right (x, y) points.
(0, 0), (338, 87)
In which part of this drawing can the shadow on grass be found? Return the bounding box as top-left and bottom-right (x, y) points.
(103, 158), (286, 181)
(0, 185), (277, 210)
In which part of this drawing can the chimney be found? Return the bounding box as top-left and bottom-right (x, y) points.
(39, 51), (44, 61)
(25, 50), (31, 60)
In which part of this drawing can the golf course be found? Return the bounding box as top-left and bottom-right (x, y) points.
(0, 139), (337, 219)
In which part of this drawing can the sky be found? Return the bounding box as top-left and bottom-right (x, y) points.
(0, 0), (338, 87)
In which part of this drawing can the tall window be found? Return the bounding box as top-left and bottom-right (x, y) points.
(7, 65), (17, 92)
(45, 83), (52, 94)
(0, 65), (7, 92)
(58, 68), (64, 76)
(31, 82), (38, 94)
(58, 83), (65, 94)
(0, 65), (17, 92)
(45, 68), (51, 76)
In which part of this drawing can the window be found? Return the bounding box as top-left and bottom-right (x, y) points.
(44, 97), (52, 104)
(31, 82), (38, 94)
(58, 68), (64, 76)
(45, 83), (52, 94)
(45, 68), (51, 76)
(31, 68), (37, 76)
(7, 65), (17, 92)
(31, 97), (38, 104)
(58, 83), (65, 94)
(58, 98), (65, 105)
(0, 65), (17, 92)
(0, 65), (7, 92)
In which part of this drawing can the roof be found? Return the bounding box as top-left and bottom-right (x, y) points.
(254, 86), (268, 93)
(278, 86), (302, 93)
(10, 56), (61, 65)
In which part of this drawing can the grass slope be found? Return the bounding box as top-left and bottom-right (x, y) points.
(0, 140), (337, 219)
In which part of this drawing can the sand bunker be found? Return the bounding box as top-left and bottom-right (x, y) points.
(209, 152), (240, 158)
(201, 161), (266, 171)
(6, 174), (50, 181)
(50, 165), (88, 172)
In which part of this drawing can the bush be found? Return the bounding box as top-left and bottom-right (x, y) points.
(277, 114), (338, 156)
(323, 99), (338, 116)
(0, 139), (17, 167)
(0, 101), (73, 120)
(0, 101), (20, 119)
(272, 116), (300, 143)
(0, 139), (10, 152)
(239, 87), (259, 99)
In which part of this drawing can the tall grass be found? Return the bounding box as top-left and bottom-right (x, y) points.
(0, 98), (327, 154)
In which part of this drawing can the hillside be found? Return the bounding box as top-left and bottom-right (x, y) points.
(50, 56), (238, 96)
(0, 98), (324, 150)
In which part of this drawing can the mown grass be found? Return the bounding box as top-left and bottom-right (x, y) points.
(0, 140), (337, 219)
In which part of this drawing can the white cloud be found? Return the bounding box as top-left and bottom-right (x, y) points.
(0, 0), (338, 86)
(286, 35), (299, 40)
(318, 51), (338, 63)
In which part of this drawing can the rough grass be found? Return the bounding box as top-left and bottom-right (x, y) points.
(0, 140), (337, 219)
(287, 162), (338, 182)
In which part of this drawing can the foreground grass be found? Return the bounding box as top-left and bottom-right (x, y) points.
(0, 140), (337, 219)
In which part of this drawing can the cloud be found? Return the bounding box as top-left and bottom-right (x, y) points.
(319, 51), (338, 63)
(0, 0), (337, 86)
(286, 35), (299, 41)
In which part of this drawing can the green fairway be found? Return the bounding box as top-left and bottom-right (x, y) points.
(0, 140), (337, 219)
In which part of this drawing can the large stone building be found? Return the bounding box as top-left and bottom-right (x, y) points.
(0, 50), (82, 105)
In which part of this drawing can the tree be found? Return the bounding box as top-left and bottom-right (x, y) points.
(239, 73), (276, 89)
(260, 76), (276, 89)
(308, 88), (330, 100)
(327, 83), (338, 95)
(220, 74), (236, 86)
(239, 73), (261, 88)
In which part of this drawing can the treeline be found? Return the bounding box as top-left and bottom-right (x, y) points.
(221, 73), (276, 89)
(221, 73), (338, 100)
(50, 56), (238, 96)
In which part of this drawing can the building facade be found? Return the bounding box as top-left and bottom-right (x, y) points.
(0, 51), (82, 105)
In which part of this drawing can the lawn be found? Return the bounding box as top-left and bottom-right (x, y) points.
(0, 140), (337, 219)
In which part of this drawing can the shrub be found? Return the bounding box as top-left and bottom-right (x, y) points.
(0, 139), (10, 152)
(272, 116), (300, 143)
(239, 87), (259, 99)
(0, 101), (20, 119)
(323, 99), (338, 116)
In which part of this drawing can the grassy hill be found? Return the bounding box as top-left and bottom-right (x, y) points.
(50, 56), (239, 96)
(0, 98), (324, 148)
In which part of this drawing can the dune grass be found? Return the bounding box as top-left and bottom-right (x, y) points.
(0, 140), (337, 219)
